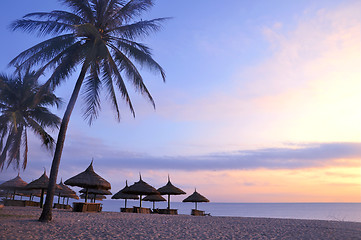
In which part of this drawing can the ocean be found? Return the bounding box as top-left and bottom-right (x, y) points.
(8, 195), (361, 222)
(99, 200), (361, 223)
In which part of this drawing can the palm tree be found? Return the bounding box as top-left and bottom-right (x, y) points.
(10, 0), (167, 221)
(0, 68), (61, 170)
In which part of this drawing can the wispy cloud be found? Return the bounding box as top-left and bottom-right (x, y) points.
(100, 142), (361, 171)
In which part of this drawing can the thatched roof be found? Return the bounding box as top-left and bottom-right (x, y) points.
(0, 174), (27, 190)
(64, 161), (111, 190)
(62, 193), (79, 200)
(26, 170), (49, 190)
(112, 180), (139, 200)
(157, 176), (186, 195)
(123, 175), (159, 196)
(55, 180), (77, 198)
(80, 193), (106, 200)
(16, 189), (42, 197)
(143, 194), (166, 202)
(183, 190), (210, 203)
(80, 188), (112, 195)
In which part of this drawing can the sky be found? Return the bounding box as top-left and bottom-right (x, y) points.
(0, 0), (360, 203)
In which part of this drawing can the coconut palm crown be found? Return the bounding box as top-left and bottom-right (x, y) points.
(10, 0), (167, 123)
(0, 69), (61, 170)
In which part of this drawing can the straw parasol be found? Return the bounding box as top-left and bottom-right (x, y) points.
(143, 194), (166, 209)
(111, 180), (139, 209)
(64, 161), (111, 203)
(55, 179), (78, 204)
(79, 188), (111, 203)
(182, 189), (209, 210)
(123, 174), (159, 208)
(157, 175), (186, 209)
(0, 174), (27, 200)
(26, 170), (60, 208)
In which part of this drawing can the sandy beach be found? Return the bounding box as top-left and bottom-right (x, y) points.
(1, 207), (361, 239)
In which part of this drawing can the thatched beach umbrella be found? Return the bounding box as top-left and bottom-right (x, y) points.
(182, 189), (209, 210)
(0, 174), (27, 200)
(112, 181), (139, 209)
(80, 188), (111, 203)
(123, 175), (159, 208)
(61, 192), (79, 205)
(26, 170), (55, 208)
(143, 194), (166, 209)
(55, 179), (77, 204)
(157, 175), (186, 209)
(64, 161), (111, 203)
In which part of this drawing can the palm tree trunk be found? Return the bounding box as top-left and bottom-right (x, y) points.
(39, 65), (88, 222)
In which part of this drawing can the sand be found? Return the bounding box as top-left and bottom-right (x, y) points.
(1, 206), (361, 239)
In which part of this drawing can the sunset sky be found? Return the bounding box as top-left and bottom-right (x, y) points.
(0, 0), (360, 203)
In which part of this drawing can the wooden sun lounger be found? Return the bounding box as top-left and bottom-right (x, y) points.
(157, 208), (178, 215)
(191, 209), (208, 216)
(72, 202), (102, 212)
(132, 206), (151, 214)
(53, 203), (72, 209)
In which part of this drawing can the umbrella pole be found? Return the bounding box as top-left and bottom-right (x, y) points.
(58, 193), (61, 204)
(195, 202), (197, 210)
(13, 190), (16, 200)
(168, 195), (170, 209)
(153, 201), (155, 210)
(85, 188), (88, 203)
(40, 189), (45, 208)
(125, 199), (127, 209)
(140, 195), (142, 208)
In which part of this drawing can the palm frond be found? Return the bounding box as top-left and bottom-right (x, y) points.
(109, 18), (168, 40)
(7, 125), (23, 169)
(60, 0), (95, 23)
(9, 34), (76, 69)
(26, 118), (55, 150)
(105, 49), (136, 117)
(0, 130), (13, 170)
(110, 43), (155, 108)
(82, 63), (102, 125)
(113, 38), (165, 81)
(10, 19), (73, 37)
(27, 108), (61, 129)
(101, 60), (121, 120)
(112, 0), (154, 23)
(24, 10), (86, 25)
(40, 41), (84, 90)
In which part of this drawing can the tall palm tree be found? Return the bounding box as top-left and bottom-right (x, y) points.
(0, 69), (61, 170)
(10, 0), (167, 221)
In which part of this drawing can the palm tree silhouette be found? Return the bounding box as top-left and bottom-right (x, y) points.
(10, 0), (167, 221)
(0, 68), (61, 170)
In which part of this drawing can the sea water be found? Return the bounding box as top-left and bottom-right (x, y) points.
(99, 200), (361, 223)
(12, 195), (361, 222)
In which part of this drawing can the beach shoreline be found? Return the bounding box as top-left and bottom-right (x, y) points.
(1, 206), (361, 239)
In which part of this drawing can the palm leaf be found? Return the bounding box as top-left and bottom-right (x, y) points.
(10, 19), (73, 36)
(24, 11), (86, 25)
(109, 18), (168, 40)
(82, 63), (102, 124)
(110, 43), (155, 108)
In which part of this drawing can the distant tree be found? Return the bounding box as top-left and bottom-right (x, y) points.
(10, 0), (167, 221)
(0, 69), (61, 170)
